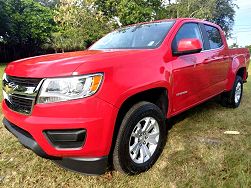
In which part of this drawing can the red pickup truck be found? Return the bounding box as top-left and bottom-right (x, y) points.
(2, 18), (250, 175)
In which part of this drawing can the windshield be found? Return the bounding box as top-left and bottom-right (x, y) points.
(90, 21), (175, 50)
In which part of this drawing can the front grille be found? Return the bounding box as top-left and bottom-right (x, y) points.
(5, 95), (34, 115)
(6, 75), (42, 87)
(3, 75), (42, 115)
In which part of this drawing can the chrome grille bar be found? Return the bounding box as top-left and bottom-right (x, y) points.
(2, 74), (43, 115)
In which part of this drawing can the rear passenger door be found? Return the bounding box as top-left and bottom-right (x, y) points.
(200, 24), (230, 91)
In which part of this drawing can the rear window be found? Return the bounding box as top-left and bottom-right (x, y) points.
(205, 25), (223, 49)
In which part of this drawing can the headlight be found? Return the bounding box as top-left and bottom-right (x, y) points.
(37, 73), (103, 104)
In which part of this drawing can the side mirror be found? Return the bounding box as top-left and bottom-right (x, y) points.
(173, 38), (202, 56)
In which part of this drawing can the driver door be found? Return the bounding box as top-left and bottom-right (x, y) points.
(171, 22), (208, 113)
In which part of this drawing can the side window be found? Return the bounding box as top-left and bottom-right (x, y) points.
(204, 25), (223, 49)
(172, 23), (203, 51)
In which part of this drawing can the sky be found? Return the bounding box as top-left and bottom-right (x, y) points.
(226, 0), (251, 47)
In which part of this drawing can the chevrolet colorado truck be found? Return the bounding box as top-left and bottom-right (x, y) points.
(2, 18), (250, 175)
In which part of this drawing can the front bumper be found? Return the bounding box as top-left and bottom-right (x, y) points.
(2, 96), (118, 174)
(3, 118), (107, 175)
(3, 118), (51, 159)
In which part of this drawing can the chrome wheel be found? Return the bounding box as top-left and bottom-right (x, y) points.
(235, 82), (242, 104)
(129, 117), (160, 164)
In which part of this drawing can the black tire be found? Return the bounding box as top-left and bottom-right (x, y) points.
(221, 75), (243, 108)
(112, 101), (167, 175)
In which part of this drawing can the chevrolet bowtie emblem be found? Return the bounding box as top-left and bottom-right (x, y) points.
(4, 82), (19, 95)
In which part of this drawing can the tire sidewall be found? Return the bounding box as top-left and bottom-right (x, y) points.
(232, 76), (243, 108)
(117, 103), (166, 174)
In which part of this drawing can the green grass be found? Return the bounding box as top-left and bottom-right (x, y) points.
(0, 64), (250, 188)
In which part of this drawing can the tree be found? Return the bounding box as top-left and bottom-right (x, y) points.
(95, 0), (165, 26)
(245, 45), (251, 53)
(208, 0), (236, 38)
(35, 0), (60, 7)
(95, 0), (236, 37)
(0, 0), (11, 43)
(0, 0), (55, 61)
(49, 0), (112, 52)
(160, 0), (237, 38)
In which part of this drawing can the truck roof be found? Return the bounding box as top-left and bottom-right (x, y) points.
(126, 18), (221, 31)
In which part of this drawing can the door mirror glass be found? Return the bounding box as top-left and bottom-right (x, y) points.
(173, 38), (202, 56)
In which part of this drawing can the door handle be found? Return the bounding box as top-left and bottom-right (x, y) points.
(203, 59), (211, 64)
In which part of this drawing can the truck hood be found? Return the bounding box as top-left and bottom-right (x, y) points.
(5, 50), (146, 78)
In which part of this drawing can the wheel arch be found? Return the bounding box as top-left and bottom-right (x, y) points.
(226, 55), (247, 91)
(109, 87), (169, 157)
(236, 67), (247, 81)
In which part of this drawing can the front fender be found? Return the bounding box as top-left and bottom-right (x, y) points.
(112, 81), (171, 109)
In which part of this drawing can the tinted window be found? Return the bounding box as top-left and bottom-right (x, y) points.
(172, 23), (203, 51)
(90, 21), (175, 50)
(205, 25), (223, 49)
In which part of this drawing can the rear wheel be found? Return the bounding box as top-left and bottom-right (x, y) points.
(112, 101), (167, 175)
(221, 75), (243, 108)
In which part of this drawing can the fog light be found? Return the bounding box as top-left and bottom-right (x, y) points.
(44, 129), (86, 149)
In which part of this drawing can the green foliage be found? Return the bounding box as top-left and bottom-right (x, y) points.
(95, 0), (164, 26)
(3, 0), (54, 44)
(0, 0), (55, 61)
(48, 0), (112, 52)
(159, 0), (236, 38)
(208, 0), (237, 38)
(245, 45), (251, 53)
(0, 1), (10, 44)
(35, 0), (60, 7)
(95, 0), (236, 37)
(162, 0), (215, 18)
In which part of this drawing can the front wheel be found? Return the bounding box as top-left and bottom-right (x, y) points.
(112, 101), (167, 175)
(221, 75), (243, 108)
